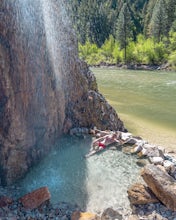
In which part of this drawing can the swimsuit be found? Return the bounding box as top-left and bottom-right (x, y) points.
(98, 142), (106, 149)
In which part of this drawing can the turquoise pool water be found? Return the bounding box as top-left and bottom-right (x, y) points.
(16, 136), (141, 213)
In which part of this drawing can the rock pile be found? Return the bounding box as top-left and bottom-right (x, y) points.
(113, 131), (176, 180)
(69, 128), (176, 214)
(84, 128), (176, 219)
(0, 187), (80, 220)
(119, 131), (176, 219)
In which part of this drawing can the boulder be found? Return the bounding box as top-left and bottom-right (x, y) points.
(124, 138), (137, 145)
(69, 127), (89, 136)
(164, 154), (176, 164)
(121, 132), (132, 141)
(19, 187), (51, 210)
(148, 156), (164, 165)
(122, 146), (133, 154)
(169, 165), (176, 179)
(141, 164), (176, 211)
(127, 215), (139, 220)
(137, 149), (148, 158)
(136, 159), (149, 167)
(101, 208), (122, 220)
(156, 165), (167, 173)
(132, 145), (143, 154)
(143, 146), (164, 158)
(127, 183), (159, 205)
(71, 211), (100, 220)
(163, 160), (175, 172)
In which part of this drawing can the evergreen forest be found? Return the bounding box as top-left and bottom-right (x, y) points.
(68, 0), (176, 69)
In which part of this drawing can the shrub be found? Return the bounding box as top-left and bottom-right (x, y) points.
(168, 51), (176, 70)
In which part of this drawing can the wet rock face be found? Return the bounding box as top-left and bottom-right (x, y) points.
(0, 0), (124, 185)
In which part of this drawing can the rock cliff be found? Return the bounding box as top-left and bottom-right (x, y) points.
(0, 0), (125, 185)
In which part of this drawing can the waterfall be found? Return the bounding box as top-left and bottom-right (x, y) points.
(0, 0), (124, 185)
(41, 0), (68, 89)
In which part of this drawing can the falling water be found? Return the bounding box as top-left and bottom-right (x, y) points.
(41, 0), (68, 89)
(13, 0), (74, 89)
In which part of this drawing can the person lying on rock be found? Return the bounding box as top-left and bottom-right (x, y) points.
(91, 133), (120, 151)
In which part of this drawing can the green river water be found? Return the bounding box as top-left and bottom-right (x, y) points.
(92, 67), (176, 150)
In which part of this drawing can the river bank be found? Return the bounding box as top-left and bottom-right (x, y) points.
(91, 63), (171, 71)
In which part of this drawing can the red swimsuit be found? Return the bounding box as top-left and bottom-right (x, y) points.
(98, 142), (106, 149)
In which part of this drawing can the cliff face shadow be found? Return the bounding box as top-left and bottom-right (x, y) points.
(16, 135), (91, 210)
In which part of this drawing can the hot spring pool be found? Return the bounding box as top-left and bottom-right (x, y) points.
(15, 135), (142, 213)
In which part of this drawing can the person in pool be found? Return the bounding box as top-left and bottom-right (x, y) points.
(91, 133), (120, 151)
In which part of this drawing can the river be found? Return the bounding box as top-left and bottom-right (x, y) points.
(92, 67), (176, 151)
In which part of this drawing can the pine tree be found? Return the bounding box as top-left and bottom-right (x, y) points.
(143, 0), (157, 37)
(170, 3), (176, 31)
(127, 0), (149, 37)
(166, 0), (176, 32)
(149, 0), (168, 42)
(69, 0), (118, 47)
(115, 2), (133, 63)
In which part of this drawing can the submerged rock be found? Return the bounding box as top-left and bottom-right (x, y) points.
(19, 187), (51, 210)
(127, 183), (159, 205)
(0, 0), (125, 185)
(0, 196), (13, 207)
(71, 211), (100, 220)
(101, 208), (122, 220)
(136, 159), (149, 167)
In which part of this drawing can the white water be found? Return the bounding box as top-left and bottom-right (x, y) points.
(16, 136), (142, 214)
(41, 0), (66, 88)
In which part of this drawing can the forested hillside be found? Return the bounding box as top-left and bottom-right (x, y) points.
(68, 0), (176, 69)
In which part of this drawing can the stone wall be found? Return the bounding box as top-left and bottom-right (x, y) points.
(0, 0), (125, 185)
